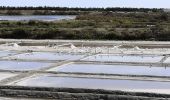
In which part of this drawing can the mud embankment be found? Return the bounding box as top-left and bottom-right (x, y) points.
(0, 86), (168, 100)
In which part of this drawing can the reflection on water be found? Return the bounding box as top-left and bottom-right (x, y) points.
(49, 63), (170, 76)
(0, 15), (76, 21)
(14, 75), (170, 94)
(10, 52), (84, 60)
(83, 54), (163, 63)
(0, 51), (17, 57)
(0, 61), (52, 71)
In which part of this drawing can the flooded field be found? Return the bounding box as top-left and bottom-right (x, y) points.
(9, 52), (84, 61)
(12, 74), (170, 94)
(83, 54), (164, 63)
(0, 39), (170, 99)
(0, 51), (17, 57)
(0, 15), (76, 21)
(48, 63), (170, 77)
(0, 61), (53, 71)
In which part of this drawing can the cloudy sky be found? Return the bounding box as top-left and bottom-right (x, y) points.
(0, 0), (169, 8)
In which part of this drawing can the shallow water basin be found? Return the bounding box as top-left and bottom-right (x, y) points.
(9, 52), (84, 61)
(0, 61), (53, 71)
(83, 54), (163, 63)
(48, 63), (170, 77)
(0, 15), (76, 21)
(0, 51), (17, 57)
(13, 74), (170, 94)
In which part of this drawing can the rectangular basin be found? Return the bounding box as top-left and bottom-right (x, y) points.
(48, 63), (170, 77)
(0, 15), (76, 21)
(9, 52), (84, 61)
(83, 54), (163, 63)
(0, 51), (17, 57)
(0, 61), (53, 71)
(13, 74), (170, 94)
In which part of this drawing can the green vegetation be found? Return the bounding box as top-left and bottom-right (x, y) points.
(0, 7), (169, 40)
(0, 6), (163, 15)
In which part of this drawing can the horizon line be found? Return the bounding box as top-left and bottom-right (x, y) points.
(0, 6), (166, 9)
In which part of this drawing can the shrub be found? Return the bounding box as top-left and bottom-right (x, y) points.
(11, 28), (30, 39)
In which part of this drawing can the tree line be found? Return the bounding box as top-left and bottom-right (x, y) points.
(0, 6), (163, 12)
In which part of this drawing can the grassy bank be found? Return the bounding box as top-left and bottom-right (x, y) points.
(0, 86), (170, 99)
(0, 10), (170, 40)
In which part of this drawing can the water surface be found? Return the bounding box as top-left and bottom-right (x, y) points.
(0, 51), (17, 57)
(0, 61), (52, 71)
(14, 75), (170, 94)
(0, 15), (76, 21)
(49, 63), (170, 77)
(10, 52), (84, 61)
(83, 54), (163, 63)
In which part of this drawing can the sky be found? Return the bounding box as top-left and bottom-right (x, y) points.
(0, 0), (169, 8)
